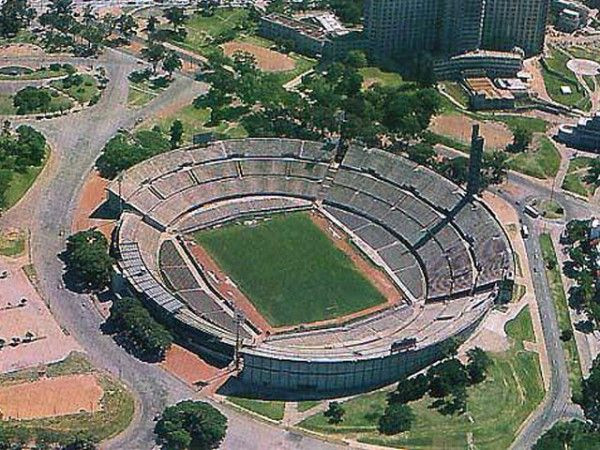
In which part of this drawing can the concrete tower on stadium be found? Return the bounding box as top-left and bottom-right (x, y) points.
(364, 0), (549, 59)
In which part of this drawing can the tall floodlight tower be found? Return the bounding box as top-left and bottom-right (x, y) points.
(467, 124), (485, 197)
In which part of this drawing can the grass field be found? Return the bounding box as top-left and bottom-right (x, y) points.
(0, 66), (69, 81)
(300, 306), (544, 449)
(142, 103), (247, 144)
(562, 156), (597, 198)
(127, 79), (168, 108)
(360, 67), (407, 89)
(51, 74), (99, 104)
(0, 229), (26, 257)
(228, 397), (285, 421)
(507, 136), (561, 179)
(541, 48), (589, 110)
(3, 148), (48, 210)
(193, 212), (385, 327)
(0, 93), (17, 115)
(175, 9), (251, 54)
(539, 233), (582, 397)
(439, 81), (469, 108)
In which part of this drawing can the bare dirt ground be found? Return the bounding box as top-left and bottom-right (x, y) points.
(430, 114), (514, 150)
(160, 344), (221, 388)
(72, 170), (115, 240)
(0, 256), (81, 374)
(0, 373), (103, 420)
(0, 44), (45, 58)
(222, 41), (295, 72)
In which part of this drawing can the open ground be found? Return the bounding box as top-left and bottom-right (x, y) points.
(222, 41), (296, 72)
(0, 373), (103, 420)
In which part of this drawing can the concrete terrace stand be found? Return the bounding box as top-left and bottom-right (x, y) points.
(108, 138), (515, 398)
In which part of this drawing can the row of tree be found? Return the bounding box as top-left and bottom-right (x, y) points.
(561, 219), (600, 328)
(324, 344), (492, 436)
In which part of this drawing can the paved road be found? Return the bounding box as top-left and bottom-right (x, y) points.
(0, 48), (348, 450)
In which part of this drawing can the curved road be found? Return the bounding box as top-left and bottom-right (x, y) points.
(0, 49), (347, 450)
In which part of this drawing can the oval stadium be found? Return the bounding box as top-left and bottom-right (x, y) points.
(107, 137), (515, 397)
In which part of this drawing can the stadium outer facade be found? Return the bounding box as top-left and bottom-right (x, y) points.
(108, 138), (515, 396)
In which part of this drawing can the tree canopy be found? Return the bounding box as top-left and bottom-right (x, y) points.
(64, 229), (113, 292)
(155, 401), (227, 450)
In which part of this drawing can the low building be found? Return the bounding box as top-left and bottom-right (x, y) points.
(259, 13), (366, 60)
(433, 49), (524, 81)
(553, 0), (590, 32)
(495, 78), (529, 97)
(464, 77), (516, 110)
(557, 113), (600, 153)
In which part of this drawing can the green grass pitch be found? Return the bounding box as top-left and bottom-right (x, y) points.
(192, 212), (385, 327)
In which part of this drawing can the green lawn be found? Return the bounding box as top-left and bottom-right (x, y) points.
(562, 157), (597, 198)
(193, 212), (385, 327)
(0, 93), (16, 115)
(508, 136), (561, 179)
(360, 67), (407, 89)
(567, 45), (600, 64)
(300, 306), (544, 449)
(539, 233), (582, 397)
(297, 400), (322, 413)
(439, 81), (469, 108)
(142, 103), (247, 144)
(541, 48), (589, 110)
(0, 230), (26, 257)
(3, 148), (48, 210)
(490, 115), (549, 134)
(0, 66), (69, 81)
(127, 79), (167, 108)
(174, 8), (251, 54)
(51, 74), (99, 104)
(228, 397), (286, 421)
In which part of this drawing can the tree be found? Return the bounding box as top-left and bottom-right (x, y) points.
(107, 296), (172, 361)
(344, 50), (368, 68)
(586, 158), (600, 188)
(533, 420), (587, 450)
(170, 120), (184, 149)
(466, 347), (492, 384)
(146, 15), (158, 33)
(115, 13), (137, 42)
(324, 401), (345, 424)
(155, 401), (227, 450)
(388, 374), (429, 404)
(482, 151), (509, 188)
(64, 229), (113, 292)
(439, 156), (469, 185)
(142, 41), (166, 74)
(560, 329), (574, 342)
(427, 358), (469, 399)
(164, 6), (186, 31)
(378, 403), (414, 435)
(506, 126), (532, 153)
(576, 354), (600, 428)
(0, 0), (35, 38)
(406, 143), (436, 167)
(163, 51), (182, 79)
(39, 0), (75, 33)
(13, 87), (51, 115)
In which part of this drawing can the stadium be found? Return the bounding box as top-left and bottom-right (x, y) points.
(108, 138), (515, 397)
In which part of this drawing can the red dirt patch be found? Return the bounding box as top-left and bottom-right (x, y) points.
(431, 114), (513, 150)
(222, 41), (295, 72)
(161, 344), (221, 387)
(72, 170), (115, 240)
(0, 374), (103, 420)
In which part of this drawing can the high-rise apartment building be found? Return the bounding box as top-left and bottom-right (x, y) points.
(364, 0), (549, 59)
(482, 0), (550, 56)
